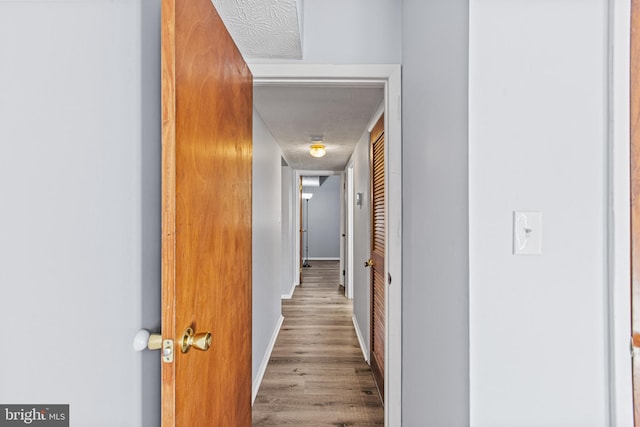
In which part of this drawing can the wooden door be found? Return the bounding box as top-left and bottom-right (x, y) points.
(161, 0), (253, 425)
(633, 0), (640, 424)
(369, 114), (385, 402)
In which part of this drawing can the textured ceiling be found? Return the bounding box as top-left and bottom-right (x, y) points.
(254, 85), (384, 171)
(211, 0), (302, 59)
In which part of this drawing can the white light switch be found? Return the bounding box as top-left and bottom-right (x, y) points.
(513, 211), (542, 255)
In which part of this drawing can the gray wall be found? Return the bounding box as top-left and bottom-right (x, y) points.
(140, 2), (162, 425)
(401, 0), (470, 425)
(469, 1), (609, 424)
(0, 1), (161, 425)
(351, 131), (372, 356)
(302, 0), (401, 64)
(252, 112), (284, 388)
(402, 0), (616, 425)
(304, 176), (341, 259)
(281, 165), (295, 296)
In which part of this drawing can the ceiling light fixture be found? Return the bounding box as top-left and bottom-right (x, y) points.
(309, 143), (326, 158)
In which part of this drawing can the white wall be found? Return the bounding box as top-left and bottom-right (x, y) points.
(351, 131), (373, 357)
(0, 1), (161, 425)
(252, 111), (284, 389)
(401, 0), (470, 425)
(304, 176), (341, 259)
(139, 2), (162, 425)
(281, 164), (296, 297)
(469, 1), (610, 425)
(302, 0), (401, 64)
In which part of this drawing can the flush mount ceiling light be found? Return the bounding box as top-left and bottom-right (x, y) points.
(309, 143), (326, 158)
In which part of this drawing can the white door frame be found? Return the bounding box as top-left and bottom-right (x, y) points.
(251, 64), (402, 426)
(339, 170), (346, 294)
(295, 169), (343, 274)
(346, 163), (355, 300)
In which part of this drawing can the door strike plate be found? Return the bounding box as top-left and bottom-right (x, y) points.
(162, 339), (174, 363)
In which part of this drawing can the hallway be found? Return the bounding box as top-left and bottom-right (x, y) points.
(252, 260), (384, 426)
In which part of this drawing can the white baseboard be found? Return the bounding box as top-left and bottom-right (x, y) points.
(281, 282), (297, 299)
(307, 257), (340, 261)
(252, 315), (284, 405)
(352, 314), (369, 363)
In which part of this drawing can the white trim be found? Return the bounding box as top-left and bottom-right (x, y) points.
(281, 282), (297, 300)
(384, 65), (402, 427)
(610, 0), (634, 425)
(294, 169), (302, 288)
(297, 169), (342, 176)
(306, 257), (340, 261)
(352, 314), (369, 363)
(251, 64), (402, 427)
(252, 315), (285, 405)
(290, 170), (300, 290)
(347, 165), (355, 300)
(250, 63), (400, 80)
(340, 171), (346, 290)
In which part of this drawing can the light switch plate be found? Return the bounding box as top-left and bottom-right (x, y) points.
(513, 211), (542, 255)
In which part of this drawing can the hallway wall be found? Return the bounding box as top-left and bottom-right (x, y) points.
(281, 165), (295, 296)
(252, 112), (284, 389)
(304, 175), (341, 259)
(401, 1), (470, 425)
(351, 130), (373, 357)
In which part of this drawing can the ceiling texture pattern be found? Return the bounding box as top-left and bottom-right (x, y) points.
(211, 0), (302, 59)
(254, 85), (384, 171)
(212, 0), (384, 171)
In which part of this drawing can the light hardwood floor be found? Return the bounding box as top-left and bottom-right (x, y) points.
(252, 260), (384, 426)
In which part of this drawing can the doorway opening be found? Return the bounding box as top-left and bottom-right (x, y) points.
(252, 64), (402, 426)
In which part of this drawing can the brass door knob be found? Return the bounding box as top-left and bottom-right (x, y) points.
(180, 327), (212, 353)
(364, 259), (374, 267)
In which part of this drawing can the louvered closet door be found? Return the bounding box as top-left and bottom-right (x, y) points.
(370, 114), (385, 402)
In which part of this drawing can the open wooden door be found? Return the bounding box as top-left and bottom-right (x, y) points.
(161, 0), (252, 425)
(368, 114), (385, 402)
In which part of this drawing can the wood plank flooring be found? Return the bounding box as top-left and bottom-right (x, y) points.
(252, 260), (384, 426)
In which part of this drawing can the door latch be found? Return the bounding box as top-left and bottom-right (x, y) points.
(133, 329), (174, 363)
(162, 339), (174, 363)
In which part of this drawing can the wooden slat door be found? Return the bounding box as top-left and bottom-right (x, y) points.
(632, 1), (640, 424)
(161, 0), (253, 425)
(369, 114), (385, 402)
